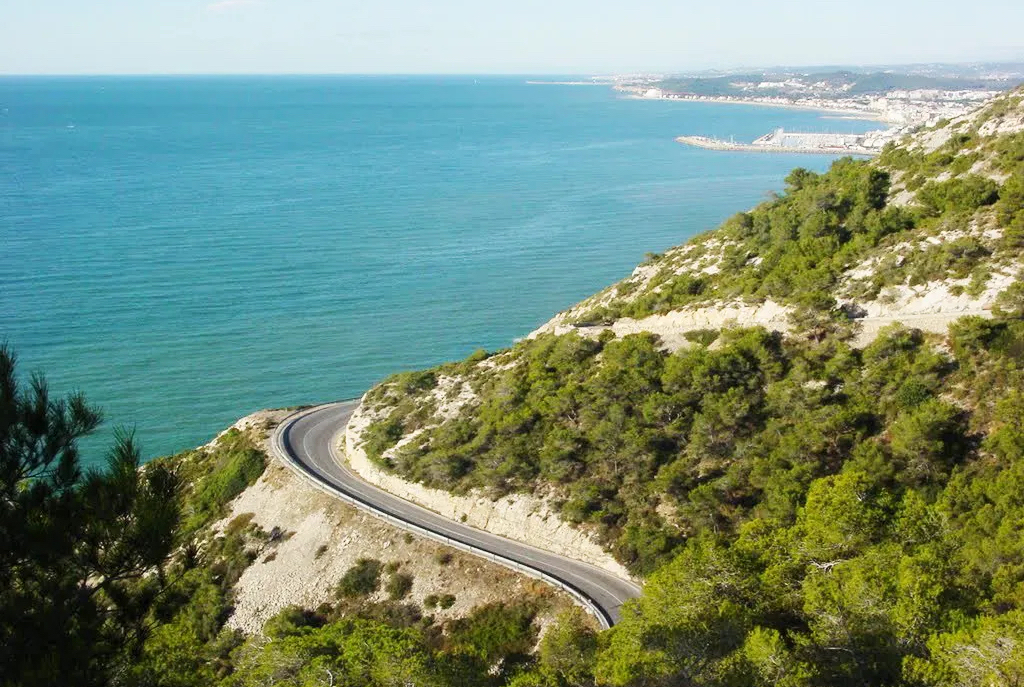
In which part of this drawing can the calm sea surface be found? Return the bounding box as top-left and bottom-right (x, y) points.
(0, 76), (877, 463)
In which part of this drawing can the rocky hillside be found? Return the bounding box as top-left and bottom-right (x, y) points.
(353, 86), (1024, 570)
(531, 86), (1024, 348)
(343, 88), (1024, 686)
(117, 410), (586, 685)
(9, 88), (1024, 687)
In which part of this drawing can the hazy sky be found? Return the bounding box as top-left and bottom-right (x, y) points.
(3, 0), (1023, 75)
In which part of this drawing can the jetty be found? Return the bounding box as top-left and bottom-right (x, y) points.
(676, 128), (885, 157)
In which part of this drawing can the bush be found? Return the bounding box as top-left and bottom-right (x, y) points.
(361, 416), (405, 463)
(683, 329), (720, 346)
(386, 572), (414, 600)
(423, 593), (456, 610)
(889, 399), (965, 484)
(994, 279), (1024, 319)
(446, 602), (536, 664)
(185, 431), (266, 532)
(336, 559), (383, 598)
(263, 605), (325, 639)
(917, 174), (999, 215)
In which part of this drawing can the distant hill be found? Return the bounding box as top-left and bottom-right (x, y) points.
(654, 69), (1018, 98)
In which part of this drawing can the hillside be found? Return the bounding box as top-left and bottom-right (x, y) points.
(345, 87), (1024, 685)
(124, 410), (588, 685)
(653, 69), (1013, 99)
(6, 87), (1024, 687)
(3, 337), (600, 687)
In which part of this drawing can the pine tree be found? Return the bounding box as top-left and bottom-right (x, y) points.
(0, 345), (181, 687)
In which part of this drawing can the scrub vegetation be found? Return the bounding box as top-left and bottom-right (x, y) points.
(355, 87), (1024, 686)
(0, 345), (572, 687)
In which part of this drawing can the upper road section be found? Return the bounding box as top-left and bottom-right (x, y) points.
(271, 401), (642, 627)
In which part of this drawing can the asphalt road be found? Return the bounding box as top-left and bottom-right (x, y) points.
(271, 401), (642, 627)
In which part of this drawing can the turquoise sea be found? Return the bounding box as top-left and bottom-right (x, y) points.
(0, 76), (877, 464)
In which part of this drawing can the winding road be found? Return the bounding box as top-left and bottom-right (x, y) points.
(271, 401), (642, 628)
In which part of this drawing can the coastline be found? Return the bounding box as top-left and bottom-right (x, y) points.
(622, 93), (892, 123)
(526, 80), (608, 86)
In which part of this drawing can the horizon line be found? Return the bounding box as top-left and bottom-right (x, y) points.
(3, 58), (1024, 79)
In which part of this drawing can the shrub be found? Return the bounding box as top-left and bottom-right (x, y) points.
(185, 431), (266, 532)
(683, 329), (720, 346)
(263, 605), (327, 639)
(917, 175), (999, 216)
(224, 512), (255, 538)
(446, 602), (536, 663)
(386, 572), (414, 601)
(361, 416), (405, 463)
(994, 278), (1024, 319)
(336, 559), (383, 598)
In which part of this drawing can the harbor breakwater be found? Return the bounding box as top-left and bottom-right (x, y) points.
(676, 134), (880, 157)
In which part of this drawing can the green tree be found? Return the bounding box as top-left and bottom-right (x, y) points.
(227, 618), (449, 687)
(904, 610), (1024, 686)
(889, 399), (965, 484)
(0, 346), (181, 687)
(537, 607), (598, 686)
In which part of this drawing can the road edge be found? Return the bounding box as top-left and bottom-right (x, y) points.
(269, 401), (618, 629)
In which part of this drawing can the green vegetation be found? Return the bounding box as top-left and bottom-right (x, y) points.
(0, 343), (571, 687)
(368, 321), (966, 575)
(510, 607), (599, 687)
(573, 158), (916, 321)
(425, 593), (457, 610)
(354, 89), (1024, 686)
(8, 88), (1024, 687)
(446, 602), (538, 665)
(917, 174), (999, 215)
(0, 346), (181, 687)
(386, 571), (415, 600)
(337, 558), (384, 598)
(564, 89), (1024, 325)
(880, 129), (981, 181)
(167, 428), (267, 535)
(220, 599), (546, 687)
(364, 303), (1024, 686)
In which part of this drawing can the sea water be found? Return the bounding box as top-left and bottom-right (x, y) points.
(0, 76), (877, 463)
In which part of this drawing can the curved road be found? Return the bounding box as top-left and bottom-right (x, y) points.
(271, 401), (642, 627)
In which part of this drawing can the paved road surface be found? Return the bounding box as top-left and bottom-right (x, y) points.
(271, 401), (642, 627)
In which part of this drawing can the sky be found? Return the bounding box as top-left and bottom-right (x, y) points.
(2, 0), (1023, 75)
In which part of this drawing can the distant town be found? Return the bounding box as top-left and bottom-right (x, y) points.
(536, 63), (1024, 155)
